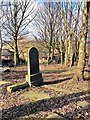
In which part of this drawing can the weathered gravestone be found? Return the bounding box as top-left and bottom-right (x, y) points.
(7, 47), (43, 92)
(26, 47), (43, 86)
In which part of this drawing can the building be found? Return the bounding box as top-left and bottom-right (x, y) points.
(1, 49), (14, 66)
(1, 49), (14, 60)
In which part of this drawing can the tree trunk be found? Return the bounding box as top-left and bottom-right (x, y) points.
(0, 48), (1, 66)
(73, 0), (88, 81)
(69, 35), (75, 67)
(14, 39), (20, 66)
(59, 30), (64, 65)
(47, 20), (53, 65)
(65, 39), (69, 66)
(61, 51), (63, 65)
(69, 46), (74, 67)
(64, 2), (69, 66)
(0, 30), (2, 66)
(47, 46), (52, 65)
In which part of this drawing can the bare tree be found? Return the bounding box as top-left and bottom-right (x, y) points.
(0, 1), (4, 66)
(73, 0), (88, 81)
(33, 2), (59, 64)
(60, 1), (82, 67)
(32, 1), (84, 67)
(2, 0), (37, 66)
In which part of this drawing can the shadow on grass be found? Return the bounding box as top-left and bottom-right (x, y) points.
(43, 77), (72, 85)
(2, 91), (89, 120)
(11, 70), (27, 75)
(42, 69), (67, 74)
(61, 74), (74, 77)
(2, 70), (27, 80)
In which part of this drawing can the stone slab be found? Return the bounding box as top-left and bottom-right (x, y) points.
(26, 72), (43, 86)
(21, 91), (50, 101)
(7, 82), (29, 92)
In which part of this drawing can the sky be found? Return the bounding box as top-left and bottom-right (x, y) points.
(36, 0), (83, 3)
(0, 0), (89, 41)
(35, 0), (89, 41)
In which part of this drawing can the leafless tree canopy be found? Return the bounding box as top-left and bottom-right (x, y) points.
(1, 0), (37, 65)
(1, 0), (37, 43)
(33, 1), (83, 64)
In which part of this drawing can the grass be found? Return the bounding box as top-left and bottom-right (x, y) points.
(1, 64), (89, 120)
(43, 83), (81, 96)
(44, 86), (72, 94)
(0, 81), (11, 85)
(45, 113), (66, 120)
(42, 66), (76, 73)
(42, 69), (66, 73)
(77, 101), (90, 109)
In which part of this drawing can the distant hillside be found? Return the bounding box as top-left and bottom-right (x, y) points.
(3, 38), (90, 63)
(3, 37), (48, 62)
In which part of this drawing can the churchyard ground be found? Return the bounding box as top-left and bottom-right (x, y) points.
(0, 64), (90, 120)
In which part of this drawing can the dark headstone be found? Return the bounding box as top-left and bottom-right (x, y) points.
(26, 47), (43, 86)
(30, 48), (39, 74)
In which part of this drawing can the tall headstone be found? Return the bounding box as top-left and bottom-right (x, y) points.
(26, 47), (43, 86)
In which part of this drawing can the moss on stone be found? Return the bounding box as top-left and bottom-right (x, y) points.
(77, 101), (90, 109)
(45, 113), (67, 120)
(21, 91), (50, 101)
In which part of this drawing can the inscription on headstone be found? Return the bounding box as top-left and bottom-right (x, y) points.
(26, 47), (43, 86)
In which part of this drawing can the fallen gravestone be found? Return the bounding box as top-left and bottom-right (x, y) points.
(7, 47), (43, 92)
(26, 47), (43, 86)
(7, 82), (29, 92)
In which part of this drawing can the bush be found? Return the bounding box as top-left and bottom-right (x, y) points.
(19, 58), (27, 65)
(2, 59), (14, 67)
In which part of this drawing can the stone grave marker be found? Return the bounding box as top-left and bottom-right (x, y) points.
(7, 47), (43, 92)
(26, 47), (43, 86)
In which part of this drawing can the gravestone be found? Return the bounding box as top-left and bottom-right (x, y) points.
(26, 47), (43, 86)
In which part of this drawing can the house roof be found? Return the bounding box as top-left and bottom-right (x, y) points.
(2, 49), (14, 56)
